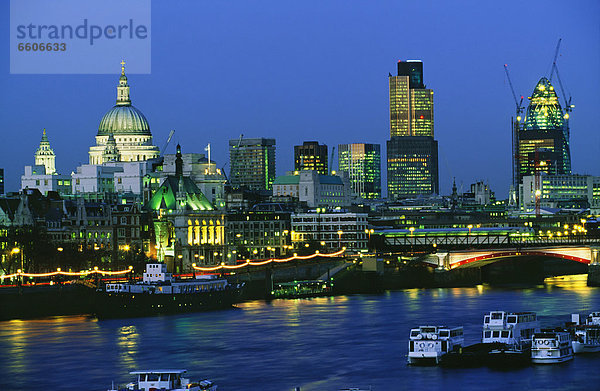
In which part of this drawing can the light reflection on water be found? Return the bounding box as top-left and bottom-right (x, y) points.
(0, 277), (599, 391)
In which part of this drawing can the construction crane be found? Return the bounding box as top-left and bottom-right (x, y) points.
(535, 149), (541, 217)
(160, 129), (175, 157)
(330, 146), (336, 175)
(504, 64), (525, 192)
(549, 39), (574, 121)
(237, 133), (244, 148)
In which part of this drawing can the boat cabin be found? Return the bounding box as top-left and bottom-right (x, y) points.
(408, 325), (464, 364)
(129, 369), (190, 390)
(482, 311), (539, 348)
(143, 263), (172, 283)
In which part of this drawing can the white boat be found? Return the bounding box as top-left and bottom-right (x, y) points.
(482, 311), (540, 365)
(407, 325), (464, 365)
(108, 369), (217, 391)
(570, 313), (600, 353)
(531, 330), (573, 364)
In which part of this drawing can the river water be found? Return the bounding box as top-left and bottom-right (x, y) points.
(1, 275), (599, 391)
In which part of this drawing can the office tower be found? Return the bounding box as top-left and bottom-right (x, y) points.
(229, 138), (276, 191)
(387, 137), (438, 198)
(389, 60), (434, 137)
(387, 60), (439, 199)
(294, 141), (328, 175)
(514, 77), (571, 186)
(338, 143), (381, 199)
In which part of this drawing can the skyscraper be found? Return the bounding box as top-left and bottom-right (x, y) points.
(387, 137), (438, 198)
(229, 138), (276, 191)
(294, 141), (328, 175)
(514, 77), (571, 187)
(338, 143), (381, 199)
(387, 60), (439, 199)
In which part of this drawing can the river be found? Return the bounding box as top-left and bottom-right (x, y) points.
(0, 275), (598, 391)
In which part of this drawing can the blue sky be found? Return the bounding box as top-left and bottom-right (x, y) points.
(1, 0), (599, 197)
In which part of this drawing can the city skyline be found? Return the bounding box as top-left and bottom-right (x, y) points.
(1, 1), (598, 197)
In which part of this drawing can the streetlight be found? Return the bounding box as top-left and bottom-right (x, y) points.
(467, 224), (473, 235)
(337, 230), (343, 248)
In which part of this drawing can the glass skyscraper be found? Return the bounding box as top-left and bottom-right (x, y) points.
(515, 77), (571, 187)
(294, 141), (328, 175)
(229, 138), (276, 191)
(338, 143), (381, 199)
(387, 60), (438, 199)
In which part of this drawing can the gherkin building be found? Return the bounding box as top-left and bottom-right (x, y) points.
(516, 77), (571, 186)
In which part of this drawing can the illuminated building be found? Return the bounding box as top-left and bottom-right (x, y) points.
(226, 211), (291, 260)
(337, 143), (381, 199)
(294, 141), (328, 175)
(229, 138), (276, 191)
(520, 173), (600, 212)
(387, 60), (439, 199)
(88, 62), (160, 165)
(291, 212), (368, 251)
(389, 60), (433, 137)
(387, 136), (438, 199)
(148, 145), (226, 272)
(515, 77), (571, 186)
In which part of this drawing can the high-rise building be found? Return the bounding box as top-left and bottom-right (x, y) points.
(338, 143), (381, 199)
(387, 60), (438, 199)
(387, 136), (438, 198)
(514, 77), (571, 187)
(294, 141), (328, 175)
(389, 60), (434, 137)
(229, 137), (276, 191)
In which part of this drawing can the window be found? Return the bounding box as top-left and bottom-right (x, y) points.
(492, 331), (500, 338)
(501, 331), (509, 338)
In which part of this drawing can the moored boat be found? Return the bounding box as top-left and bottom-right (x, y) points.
(569, 313), (600, 353)
(483, 311), (539, 367)
(407, 325), (464, 365)
(94, 263), (243, 319)
(531, 330), (573, 364)
(108, 369), (216, 391)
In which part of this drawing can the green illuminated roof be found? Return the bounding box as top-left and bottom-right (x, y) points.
(147, 176), (214, 211)
(273, 176), (300, 185)
(524, 78), (565, 131)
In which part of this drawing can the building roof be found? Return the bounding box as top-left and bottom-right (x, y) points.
(525, 77), (565, 131)
(273, 176), (300, 185)
(147, 176), (213, 211)
(319, 175), (343, 185)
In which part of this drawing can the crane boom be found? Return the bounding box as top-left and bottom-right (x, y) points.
(549, 38), (562, 81)
(160, 129), (175, 156)
(503, 64), (524, 114)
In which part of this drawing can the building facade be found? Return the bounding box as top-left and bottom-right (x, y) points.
(515, 77), (571, 187)
(272, 171), (352, 208)
(229, 138), (276, 191)
(338, 143), (381, 199)
(294, 141), (328, 175)
(291, 212), (368, 252)
(388, 60), (439, 200)
(520, 174), (600, 211)
(226, 211), (291, 260)
(387, 136), (438, 199)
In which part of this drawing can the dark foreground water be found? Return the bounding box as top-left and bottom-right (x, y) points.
(1, 275), (599, 391)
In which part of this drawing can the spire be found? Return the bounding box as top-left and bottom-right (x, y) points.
(116, 60), (131, 106)
(175, 144), (183, 177)
(35, 128), (56, 175)
(41, 128), (48, 142)
(102, 133), (121, 163)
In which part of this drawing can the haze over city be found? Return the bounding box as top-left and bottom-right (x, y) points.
(1, 0), (599, 196)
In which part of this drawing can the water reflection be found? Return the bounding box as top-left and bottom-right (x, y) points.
(117, 325), (139, 368)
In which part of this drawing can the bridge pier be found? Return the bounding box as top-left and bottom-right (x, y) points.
(587, 247), (600, 286)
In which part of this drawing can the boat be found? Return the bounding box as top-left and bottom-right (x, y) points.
(441, 311), (539, 367)
(94, 263), (243, 319)
(569, 313), (600, 353)
(108, 369), (217, 391)
(531, 329), (573, 364)
(407, 325), (464, 365)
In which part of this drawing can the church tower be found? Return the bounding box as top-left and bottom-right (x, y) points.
(35, 128), (56, 175)
(102, 133), (121, 162)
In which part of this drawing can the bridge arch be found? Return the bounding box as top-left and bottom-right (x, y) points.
(446, 247), (594, 269)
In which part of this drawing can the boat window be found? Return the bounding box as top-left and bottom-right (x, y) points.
(409, 341), (414, 351)
(491, 312), (503, 320)
(148, 374), (159, 381)
(501, 331), (509, 338)
(410, 330), (419, 337)
(439, 331), (449, 338)
(421, 327), (436, 333)
(160, 374), (169, 381)
(484, 331), (491, 338)
(492, 331), (500, 338)
(138, 374), (146, 382)
(507, 316), (517, 323)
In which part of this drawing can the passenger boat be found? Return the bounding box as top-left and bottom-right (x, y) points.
(483, 311), (539, 366)
(108, 369), (216, 391)
(94, 263), (243, 319)
(531, 330), (573, 364)
(441, 311), (539, 367)
(407, 325), (464, 365)
(569, 313), (600, 353)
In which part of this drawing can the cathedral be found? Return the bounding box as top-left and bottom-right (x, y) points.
(88, 61), (160, 165)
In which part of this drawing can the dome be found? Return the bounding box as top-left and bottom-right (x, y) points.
(97, 104), (151, 136)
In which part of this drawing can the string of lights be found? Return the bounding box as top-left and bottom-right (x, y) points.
(192, 248), (346, 272)
(0, 266), (133, 280)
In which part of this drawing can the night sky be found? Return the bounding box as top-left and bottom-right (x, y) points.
(1, 0), (598, 197)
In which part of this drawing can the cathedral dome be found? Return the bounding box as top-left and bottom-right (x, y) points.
(98, 104), (150, 136)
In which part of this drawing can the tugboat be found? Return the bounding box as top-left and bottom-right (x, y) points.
(108, 369), (217, 391)
(531, 329), (573, 364)
(569, 313), (600, 354)
(94, 263), (243, 319)
(407, 325), (464, 365)
(441, 311), (539, 367)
